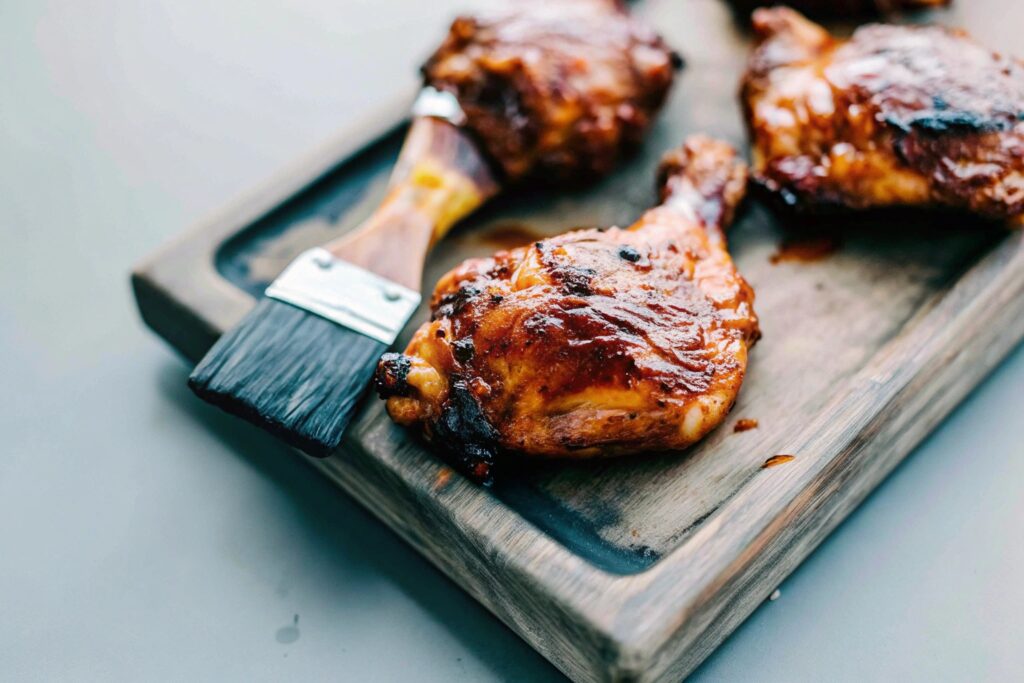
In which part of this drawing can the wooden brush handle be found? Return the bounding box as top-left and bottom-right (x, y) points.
(324, 116), (500, 291)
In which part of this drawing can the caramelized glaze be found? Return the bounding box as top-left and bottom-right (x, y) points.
(743, 8), (1024, 225)
(423, 0), (680, 184)
(376, 137), (759, 482)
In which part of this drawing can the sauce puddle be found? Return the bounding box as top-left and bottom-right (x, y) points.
(477, 223), (543, 250)
(770, 235), (841, 264)
(762, 454), (796, 469)
(734, 418), (759, 433)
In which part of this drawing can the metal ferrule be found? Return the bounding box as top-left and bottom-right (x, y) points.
(265, 248), (421, 346)
(411, 86), (467, 126)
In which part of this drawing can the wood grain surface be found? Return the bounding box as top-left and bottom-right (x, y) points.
(132, 0), (1024, 680)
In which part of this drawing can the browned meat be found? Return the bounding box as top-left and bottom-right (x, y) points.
(422, 0), (681, 184)
(741, 8), (1024, 226)
(376, 137), (759, 483)
(727, 0), (949, 19)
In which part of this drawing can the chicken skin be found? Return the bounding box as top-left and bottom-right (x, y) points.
(422, 0), (681, 184)
(376, 137), (759, 483)
(742, 8), (1024, 225)
(726, 0), (949, 20)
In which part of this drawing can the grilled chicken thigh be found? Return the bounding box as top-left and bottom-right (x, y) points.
(742, 8), (1024, 225)
(376, 137), (759, 483)
(727, 0), (949, 19)
(423, 0), (681, 183)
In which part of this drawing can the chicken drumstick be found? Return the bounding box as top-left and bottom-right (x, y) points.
(726, 0), (949, 20)
(742, 8), (1024, 226)
(376, 137), (759, 483)
(423, 0), (681, 183)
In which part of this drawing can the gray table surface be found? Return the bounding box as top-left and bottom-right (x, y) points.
(2, 1), (1022, 680)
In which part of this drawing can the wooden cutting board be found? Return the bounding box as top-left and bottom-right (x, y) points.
(131, 0), (1024, 679)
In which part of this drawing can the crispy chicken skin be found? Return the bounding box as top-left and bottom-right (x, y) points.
(422, 0), (680, 184)
(742, 8), (1024, 225)
(727, 0), (949, 19)
(376, 137), (759, 483)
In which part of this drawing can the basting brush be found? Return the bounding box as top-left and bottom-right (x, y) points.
(189, 88), (499, 457)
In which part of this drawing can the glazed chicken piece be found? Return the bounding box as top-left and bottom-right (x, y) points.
(422, 0), (681, 183)
(742, 8), (1024, 225)
(376, 137), (759, 483)
(726, 0), (949, 20)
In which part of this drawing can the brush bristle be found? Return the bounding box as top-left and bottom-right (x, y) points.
(188, 298), (387, 456)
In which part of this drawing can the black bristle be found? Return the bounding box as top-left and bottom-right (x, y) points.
(188, 298), (387, 456)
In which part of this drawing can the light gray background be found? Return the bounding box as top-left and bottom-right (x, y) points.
(2, 0), (1022, 680)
